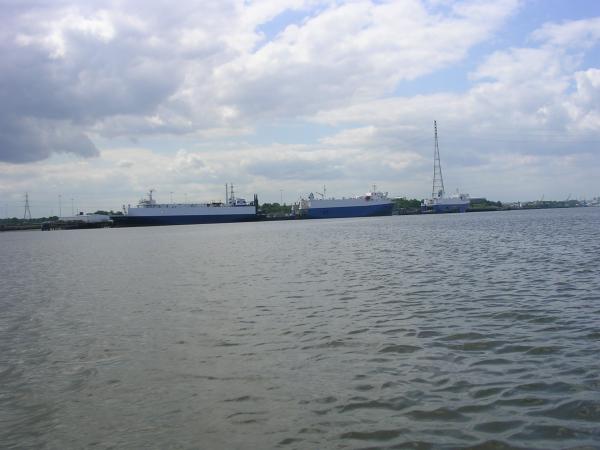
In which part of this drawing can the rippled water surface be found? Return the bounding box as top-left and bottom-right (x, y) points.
(1, 208), (600, 449)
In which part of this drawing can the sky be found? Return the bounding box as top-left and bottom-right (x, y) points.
(1, 0), (599, 217)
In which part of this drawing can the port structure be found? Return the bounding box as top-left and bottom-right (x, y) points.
(432, 120), (445, 199)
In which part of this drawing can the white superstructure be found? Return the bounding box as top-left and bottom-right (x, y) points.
(300, 191), (391, 209)
(422, 192), (470, 210)
(125, 189), (255, 217)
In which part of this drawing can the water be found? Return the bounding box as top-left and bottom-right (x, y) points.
(1, 208), (600, 449)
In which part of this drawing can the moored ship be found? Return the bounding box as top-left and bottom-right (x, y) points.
(111, 185), (258, 227)
(298, 187), (393, 219)
(421, 121), (469, 213)
(422, 192), (470, 213)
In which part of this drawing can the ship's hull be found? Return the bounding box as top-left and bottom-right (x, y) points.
(111, 213), (257, 227)
(306, 202), (393, 219)
(421, 202), (468, 213)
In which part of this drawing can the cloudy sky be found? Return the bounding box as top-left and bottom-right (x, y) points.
(1, 0), (599, 216)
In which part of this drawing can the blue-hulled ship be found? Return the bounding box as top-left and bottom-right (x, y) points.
(299, 188), (393, 219)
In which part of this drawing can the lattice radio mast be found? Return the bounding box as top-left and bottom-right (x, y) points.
(432, 120), (445, 199)
(24, 192), (32, 219)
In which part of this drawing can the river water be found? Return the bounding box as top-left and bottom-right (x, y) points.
(1, 208), (599, 449)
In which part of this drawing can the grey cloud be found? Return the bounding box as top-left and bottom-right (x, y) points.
(0, 115), (98, 163)
(3, 21), (182, 117)
(0, 1), (215, 162)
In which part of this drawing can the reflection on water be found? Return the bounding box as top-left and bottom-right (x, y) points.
(1, 208), (600, 449)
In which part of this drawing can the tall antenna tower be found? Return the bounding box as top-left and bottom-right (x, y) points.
(432, 120), (445, 199)
(24, 192), (32, 219)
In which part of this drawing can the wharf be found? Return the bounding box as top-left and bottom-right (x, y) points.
(0, 223), (41, 232)
(41, 220), (112, 231)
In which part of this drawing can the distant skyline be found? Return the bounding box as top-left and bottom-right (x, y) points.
(1, 0), (599, 217)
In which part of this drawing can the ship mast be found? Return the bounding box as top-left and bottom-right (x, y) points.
(432, 120), (445, 199)
(229, 183), (235, 204)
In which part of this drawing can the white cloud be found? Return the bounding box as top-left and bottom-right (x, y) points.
(312, 18), (600, 152)
(15, 8), (117, 58)
(570, 68), (600, 131)
(319, 126), (379, 147)
(1, 0), (520, 163)
(532, 17), (600, 49)
(213, 0), (519, 118)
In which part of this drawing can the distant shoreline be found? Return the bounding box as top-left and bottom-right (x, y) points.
(1, 203), (597, 232)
